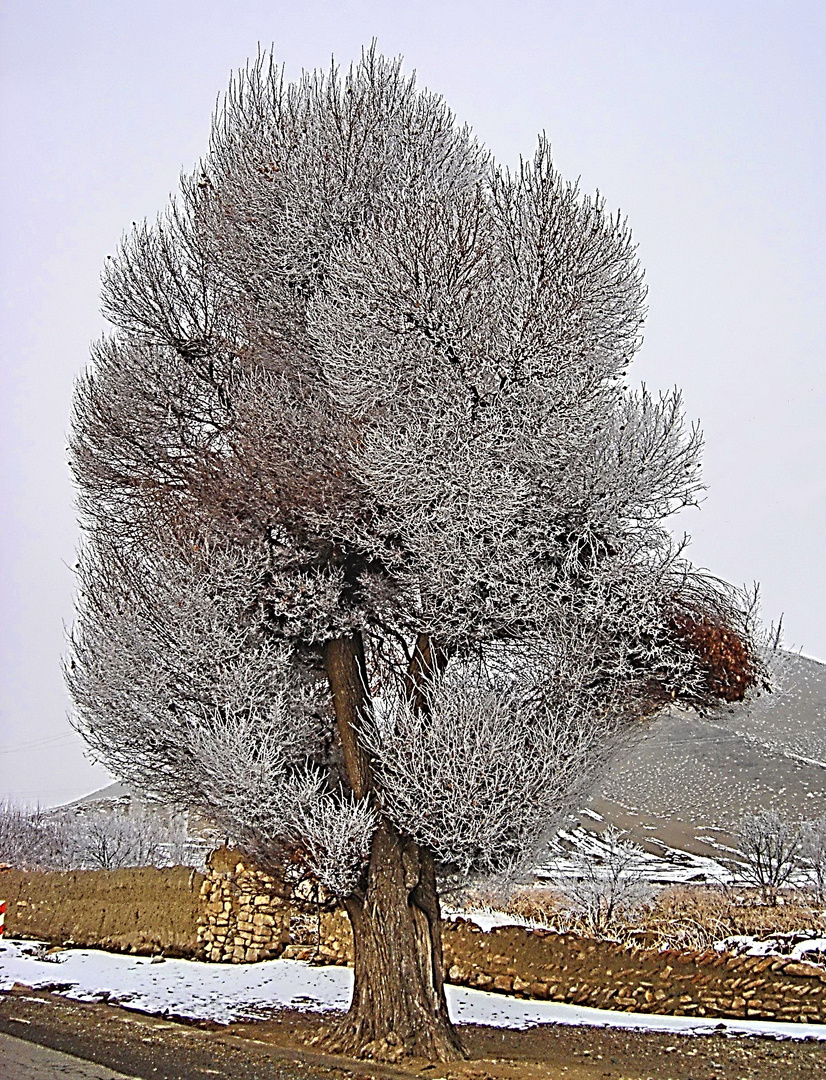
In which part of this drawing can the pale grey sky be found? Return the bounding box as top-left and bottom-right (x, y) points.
(1, 0), (824, 806)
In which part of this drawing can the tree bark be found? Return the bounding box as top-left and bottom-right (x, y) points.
(321, 632), (464, 1062)
(403, 632), (450, 712)
(323, 634), (372, 799)
(339, 821), (462, 1061)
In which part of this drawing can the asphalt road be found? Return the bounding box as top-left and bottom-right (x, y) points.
(0, 1032), (138, 1079)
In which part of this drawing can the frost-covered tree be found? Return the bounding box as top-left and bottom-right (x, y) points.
(736, 811), (802, 904)
(71, 804), (193, 870)
(67, 48), (764, 1060)
(550, 826), (654, 935)
(0, 803), (76, 871)
(801, 817), (826, 903)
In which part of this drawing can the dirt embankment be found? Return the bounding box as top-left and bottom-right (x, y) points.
(1, 866), (204, 957)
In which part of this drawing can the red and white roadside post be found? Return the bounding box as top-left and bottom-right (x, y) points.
(0, 861), (10, 938)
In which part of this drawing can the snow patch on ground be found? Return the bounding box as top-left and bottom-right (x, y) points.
(0, 939), (348, 1022)
(541, 824), (736, 887)
(715, 932), (826, 964)
(2, 939), (825, 1041)
(443, 907), (552, 933)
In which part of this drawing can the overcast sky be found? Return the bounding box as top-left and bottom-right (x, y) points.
(1, 1), (824, 806)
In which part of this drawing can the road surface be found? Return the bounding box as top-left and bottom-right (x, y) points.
(0, 1032), (137, 1078)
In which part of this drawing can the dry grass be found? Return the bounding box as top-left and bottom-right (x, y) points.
(633, 886), (826, 951)
(461, 883), (826, 952)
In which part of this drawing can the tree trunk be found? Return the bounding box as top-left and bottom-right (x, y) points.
(335, 821), (463, 1061)
(321, 632), (464, 1063)
(403, 632), (450, 712)
(323, 634), (372, 799)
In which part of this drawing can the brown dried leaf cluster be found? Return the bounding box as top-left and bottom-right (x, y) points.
(671, 614), (756, 703)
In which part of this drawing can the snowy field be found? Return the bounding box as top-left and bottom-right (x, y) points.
(1, 938), (825, 1042)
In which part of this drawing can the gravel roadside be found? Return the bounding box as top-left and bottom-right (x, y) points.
(1, 986), (825, 1079)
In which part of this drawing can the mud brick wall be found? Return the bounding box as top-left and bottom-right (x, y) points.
(6, 855), (826, 1025)
(1, 866), (203, 958)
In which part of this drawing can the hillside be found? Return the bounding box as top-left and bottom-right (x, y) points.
(566, 651), (826, 865)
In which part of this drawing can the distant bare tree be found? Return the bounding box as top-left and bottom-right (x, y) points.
(67, 47), (767, 1061)
(68, 801), (210, 871)
(551, 826), (654, 934)
(0, 799), (206, 873)
(73, 807), (167, 870)
(0, 803), (76, 871)
(736, 811), (802, 904)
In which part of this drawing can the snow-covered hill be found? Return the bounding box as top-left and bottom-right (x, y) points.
(570, 651), (826, 860)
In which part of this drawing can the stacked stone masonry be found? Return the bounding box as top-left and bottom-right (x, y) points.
(196, 849), (331, 964)
(440, 921), (826, 1025)
(197, 864), (290, 964)
(196, 856), (826, 1024)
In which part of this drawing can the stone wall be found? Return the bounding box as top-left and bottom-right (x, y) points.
(195, 857), (826, 1024)
(6, 855), (826, 1024)
(197, 850), (291, 963)
(442, 921), (826, 1025)
(195, 849), (349, 965)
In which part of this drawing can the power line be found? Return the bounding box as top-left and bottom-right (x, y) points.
(0, 733), (76, 754)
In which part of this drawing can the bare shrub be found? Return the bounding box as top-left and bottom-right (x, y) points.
(0, 799), (207, 872)
(493, 885), (566, 927)
(458, 881), (826, 950)
(0, 802), (76, 870)
(634, 885), (825, 950)
(548, 826), (654, 935)
(801, 818), (826, 903)
(735, 811), (803, 904)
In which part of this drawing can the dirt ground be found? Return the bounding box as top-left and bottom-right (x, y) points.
(1, 987), (825, 1080)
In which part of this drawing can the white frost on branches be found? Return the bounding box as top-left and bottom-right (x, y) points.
(67, 541), (323, 815)
(362, 650), (632, 878)
(189, 720), (325, 844)
(66, 46), (767, 900)
(550, 826), (654, 934)
(362, 680), (566, 875)
(292, 791), (378, 897)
